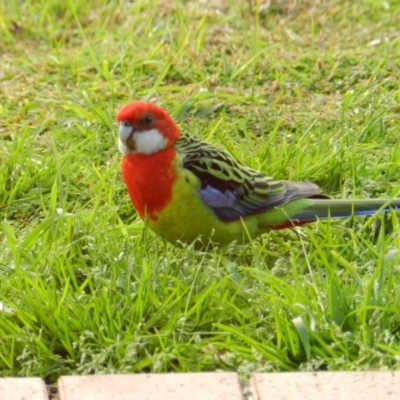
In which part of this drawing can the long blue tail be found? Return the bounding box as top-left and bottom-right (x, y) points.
(294, 198), (400, 221)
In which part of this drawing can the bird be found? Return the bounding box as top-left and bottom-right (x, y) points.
(117, 101), (400, 247)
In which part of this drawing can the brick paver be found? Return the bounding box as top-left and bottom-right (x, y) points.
(0, 377), (48, 400)
(58, 372), (242, 400)
(250, 371), (400, 400)
(4, 371), (400, 399)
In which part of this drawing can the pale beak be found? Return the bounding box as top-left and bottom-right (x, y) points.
(118, 121), (135, 155)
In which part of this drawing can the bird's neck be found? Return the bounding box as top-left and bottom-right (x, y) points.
(121, 149), (178, 221)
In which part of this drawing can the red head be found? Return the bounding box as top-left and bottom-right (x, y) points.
(117, 101), (181, 156)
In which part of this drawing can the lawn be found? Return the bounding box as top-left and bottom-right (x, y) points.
(1, 0), (400, 383)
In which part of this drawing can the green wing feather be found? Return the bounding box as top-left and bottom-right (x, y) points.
(175, 135), (324, 222)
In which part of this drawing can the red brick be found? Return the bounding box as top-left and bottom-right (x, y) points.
(58, 372), (242, 400)
(250, 371), (400, 400)
(0, 378), (48, 400)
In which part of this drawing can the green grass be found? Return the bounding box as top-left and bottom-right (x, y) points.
(1, 0), (400, 383)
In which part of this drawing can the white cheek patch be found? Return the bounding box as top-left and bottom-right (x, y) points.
(135, 129), (167, 155)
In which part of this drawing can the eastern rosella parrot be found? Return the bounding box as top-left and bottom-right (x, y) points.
(117, 101), (400, 246)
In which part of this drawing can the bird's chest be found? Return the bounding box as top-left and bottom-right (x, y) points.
(121, 150), (177, 220)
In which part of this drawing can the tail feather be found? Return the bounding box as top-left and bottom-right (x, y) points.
(293, 199), (400, 222)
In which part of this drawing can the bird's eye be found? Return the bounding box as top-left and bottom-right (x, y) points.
(141, 113), (154, 125)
